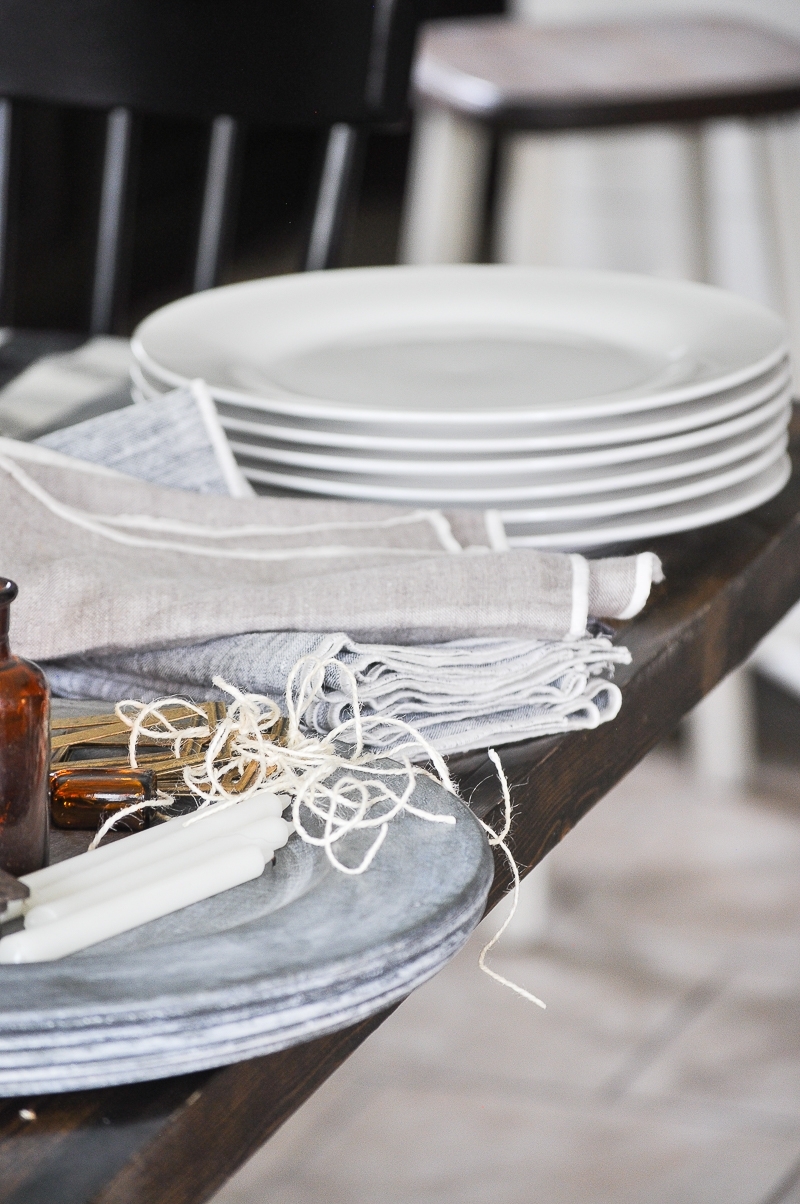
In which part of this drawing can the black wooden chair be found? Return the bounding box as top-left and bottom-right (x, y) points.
(0, 0), (418, 338)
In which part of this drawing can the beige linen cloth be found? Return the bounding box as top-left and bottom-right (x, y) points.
(0, 438), (661, 661)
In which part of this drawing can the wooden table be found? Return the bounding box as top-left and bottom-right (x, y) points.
(3, 416), (800, 1204)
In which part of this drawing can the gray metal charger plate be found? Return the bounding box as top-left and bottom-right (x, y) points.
(0, 774), (493, 1095)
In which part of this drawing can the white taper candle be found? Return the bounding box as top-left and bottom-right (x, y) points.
(23, 815), (289, 929)
(6, 792), (287, 918)
(0, 844), (267, 963)
(16, 789), (285, 895)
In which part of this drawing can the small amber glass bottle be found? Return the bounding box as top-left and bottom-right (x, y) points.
(0, 578), (49, 875)
(50, 767), (156, 832)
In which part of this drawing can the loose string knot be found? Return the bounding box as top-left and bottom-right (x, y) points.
(95, 656), (457, 874)
(87, 655), (545, 1007)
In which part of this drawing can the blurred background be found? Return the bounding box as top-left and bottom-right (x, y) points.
(0, 0), (498, 334)
(3, 0), (795, 334)
(7, 0), (800, 1199)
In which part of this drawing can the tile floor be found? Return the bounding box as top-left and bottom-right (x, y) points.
(210, 749), (800, 1204)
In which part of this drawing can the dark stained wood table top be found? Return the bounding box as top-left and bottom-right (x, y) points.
(4, 412), (800, 1204)
(415, 15), (800, 129)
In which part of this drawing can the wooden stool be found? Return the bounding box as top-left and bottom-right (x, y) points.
(400, 16), (800, 356)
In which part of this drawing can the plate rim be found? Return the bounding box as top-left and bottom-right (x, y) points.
(0, 904), (485, 1093)
(0, 783), (492, 1029)
(502, 454), (792, 548)
(131, 264), (789, 426)
(225, 399), (790, 487)
(234, 428), (788, 508)
(135, 355), (792, 452)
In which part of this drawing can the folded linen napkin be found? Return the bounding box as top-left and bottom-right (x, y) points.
(43, 630), (632, 756)
(0, 436), (661, 654)
(0, 388), (662, 752)
(38, 381), (253, 498)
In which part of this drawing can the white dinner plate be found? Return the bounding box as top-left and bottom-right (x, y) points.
(225, 391), (790, 483)
(237, 423), (788, 508)
(134, 355), (791, 455)
(132, 265), (788, 426)
(500, 455), (791, 549)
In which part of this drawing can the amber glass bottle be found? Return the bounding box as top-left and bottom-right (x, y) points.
(0, 579), (49, 875)
(50, 767), (156, 831)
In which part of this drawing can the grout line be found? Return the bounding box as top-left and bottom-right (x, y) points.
(599, 980), (721, 1103)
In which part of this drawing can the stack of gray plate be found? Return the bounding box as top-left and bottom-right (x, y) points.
(132, 265), (793, 548)
(0, 776), (491, 1094)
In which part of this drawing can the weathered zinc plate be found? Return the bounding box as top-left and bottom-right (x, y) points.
(0, 773), (493, 1094)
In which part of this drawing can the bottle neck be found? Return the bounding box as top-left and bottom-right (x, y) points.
(0, 580), (17, 660)
(0, 604), (10, 660)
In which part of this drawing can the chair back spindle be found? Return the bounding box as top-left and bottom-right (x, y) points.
(304, 124), (365, 272)
(0, 98), (11, 311)
(193, 115), (240, 294)
(90, 106), (134, 335)
(0, 0), (420, 329)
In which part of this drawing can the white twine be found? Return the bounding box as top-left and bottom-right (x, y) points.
(91, 656), (458, 868)
(87, 656), (546, 1008)
(476, 750), (546, 1010)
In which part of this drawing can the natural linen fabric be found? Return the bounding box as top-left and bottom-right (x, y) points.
(43, 631), (632, 756)
(0, 438), (661, 660)
(0, 428), (662, 752)
(37, 382), (252, 498)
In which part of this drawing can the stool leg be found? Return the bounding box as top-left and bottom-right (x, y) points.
(494, 132), (560, 266)
(678, 124), (709, 283)
(399, 105), (491, 264)
(763, 113), (800, 373)
(699, 118), (781, 307)
(685, 120), (782, 786)
(496, 125), (709, 280)
(685, 666), (757, 787)
(750, 600), (800, 703)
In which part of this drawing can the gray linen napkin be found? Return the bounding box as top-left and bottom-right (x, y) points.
(43, 630), (632, 756)
(0, 389), (662, 752)
(38, 382), (252, 497)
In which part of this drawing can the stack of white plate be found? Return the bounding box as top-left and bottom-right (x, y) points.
(131, 265), (793, 548)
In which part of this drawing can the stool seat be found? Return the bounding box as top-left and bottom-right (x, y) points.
(414, 16), (800, 129)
